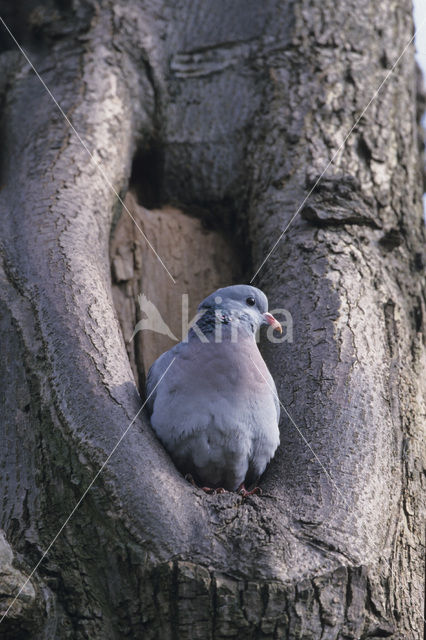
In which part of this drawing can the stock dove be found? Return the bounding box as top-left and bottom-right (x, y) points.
(146, 285), (281, 495)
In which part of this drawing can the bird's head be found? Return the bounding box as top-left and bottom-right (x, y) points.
(195, 284), (282, 339)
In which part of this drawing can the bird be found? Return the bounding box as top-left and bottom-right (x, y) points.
(145, 285), (281, 496)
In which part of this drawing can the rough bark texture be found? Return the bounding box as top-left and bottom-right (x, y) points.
(0, 1), (424, 638)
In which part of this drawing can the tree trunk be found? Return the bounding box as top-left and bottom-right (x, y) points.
(0, 1), (424, 638)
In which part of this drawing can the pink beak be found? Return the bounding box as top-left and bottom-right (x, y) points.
(263, 312), (282, 334)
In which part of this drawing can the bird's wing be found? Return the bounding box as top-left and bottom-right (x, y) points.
(145, 347), (176, 416)
(253, 344), (280, 423)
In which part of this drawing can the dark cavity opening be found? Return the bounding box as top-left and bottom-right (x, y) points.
(129, 143), (164, 209)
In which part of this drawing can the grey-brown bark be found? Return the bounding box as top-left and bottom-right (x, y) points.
(0, 1), (424, 638)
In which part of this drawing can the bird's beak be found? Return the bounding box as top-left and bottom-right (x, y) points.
(263, 312), (282, 334)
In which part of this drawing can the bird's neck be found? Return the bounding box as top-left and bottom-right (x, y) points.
(189, 308), (254, 342)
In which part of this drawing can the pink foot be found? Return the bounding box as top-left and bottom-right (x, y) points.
(237, 483), (262, 497)
(201, 486), (227, 495)
(185, 474), (226, 494)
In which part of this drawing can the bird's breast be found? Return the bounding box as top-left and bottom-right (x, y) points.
(175, 338), (272, 395)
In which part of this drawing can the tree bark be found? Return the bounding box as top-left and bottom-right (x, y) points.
(0, 1), (424, 638)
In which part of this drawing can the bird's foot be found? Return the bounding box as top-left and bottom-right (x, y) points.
(237, 483), (262, 497)
(202, 486), (227, 495)
(185, 474), (226, 495)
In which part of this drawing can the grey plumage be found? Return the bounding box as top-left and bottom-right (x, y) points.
(146, 285), (280, 491)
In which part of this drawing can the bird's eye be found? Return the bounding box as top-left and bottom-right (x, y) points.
(246, 296), (256, 306)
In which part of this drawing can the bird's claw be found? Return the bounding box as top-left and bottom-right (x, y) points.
(185, 474), (226, 494)
(186, 475), (262, 497)
(237, 484), (262, 498)
(202, 486), (227, 495)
